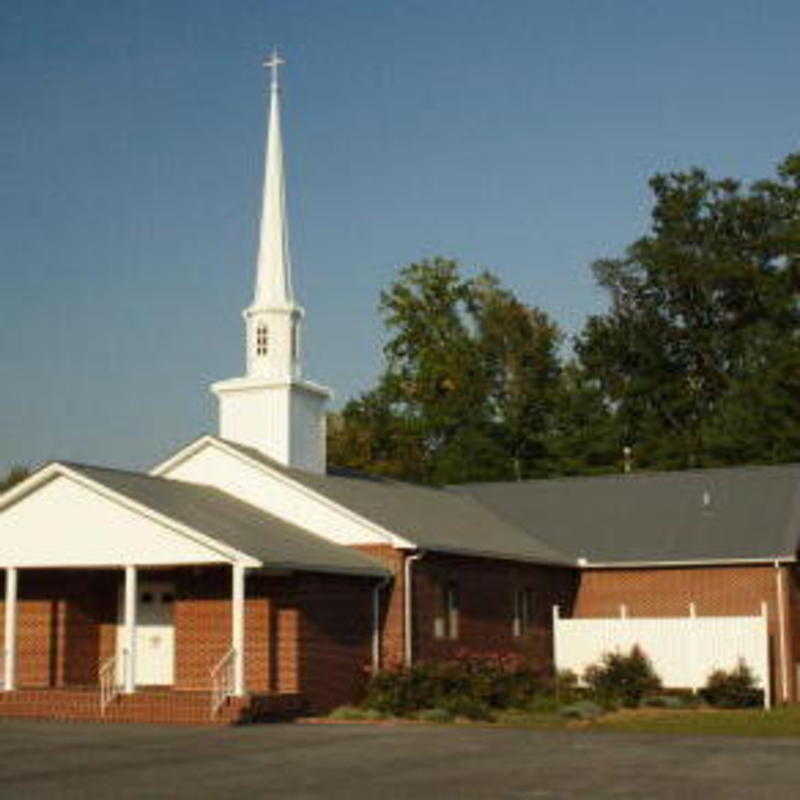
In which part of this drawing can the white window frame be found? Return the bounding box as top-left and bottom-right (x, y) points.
(434, 581), (459, 641)
(513, 587), (533, 637)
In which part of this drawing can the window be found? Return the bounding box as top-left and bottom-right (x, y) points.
(434, 581), (459, 640)
(290, 321), (299, 361)
(256, 324), (269, 356)
(513, 587), (534, 637)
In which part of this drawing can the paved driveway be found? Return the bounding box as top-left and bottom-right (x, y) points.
(0, 719), (799, 799)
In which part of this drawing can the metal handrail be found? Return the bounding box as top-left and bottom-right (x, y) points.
(210, 647), (236, 718)
(99, 651), (123, 715)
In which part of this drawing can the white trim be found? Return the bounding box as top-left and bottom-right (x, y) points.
(761, 601), (772, 709)
(151, 436), (415, 549)
(580, 556), (797, 569)
(123, 566), (137, 694)
(0, 463), (261, 569)
(3, 568), (17, 691)
(212, 375), (332, 399)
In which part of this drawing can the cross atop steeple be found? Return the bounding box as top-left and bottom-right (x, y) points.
(262, 48), (285, 92)
(251, 46), (294, 313)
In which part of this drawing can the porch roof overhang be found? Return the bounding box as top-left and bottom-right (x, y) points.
(0, 463), (388, 577)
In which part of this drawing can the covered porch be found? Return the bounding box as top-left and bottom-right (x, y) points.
(0, 563), (291, 721)
(0, 462), (388, 723)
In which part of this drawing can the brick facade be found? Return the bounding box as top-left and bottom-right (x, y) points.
(411, 553), (577, 668)
(0, 566), (376, 713)
(3, 557), (799, 718)
(355, 546), (578, 672)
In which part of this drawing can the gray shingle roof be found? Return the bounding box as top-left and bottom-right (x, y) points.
(65, 463), (388, 577)
(217, 440), (573, 565)
(456, 464), (800, 564)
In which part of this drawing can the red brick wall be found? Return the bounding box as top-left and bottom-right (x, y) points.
(171, 568), (375, 709)
(353, 545), (406, 668)
(410, 553), (577, 670)
(0, 570), (118, 688)
(574, 565), (795, 702)
(293, 573), (374, 712)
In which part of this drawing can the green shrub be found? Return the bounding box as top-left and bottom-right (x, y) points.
(363, 652), (544, 717)
(642, 694), (689, 709)
(441, 696), (493, 721)
(416, 708), (455, 724)
(524, 694), (561, 713)
(583, 645), (662, 708)
(559, 700), (604, 720)
(700, 661), (763, 708)
(328, 705), (384, 721)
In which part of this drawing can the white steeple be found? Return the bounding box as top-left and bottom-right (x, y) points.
(211, 51), (331, 473)
(253, 49), (293, 309)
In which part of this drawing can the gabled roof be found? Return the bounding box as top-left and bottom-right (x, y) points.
(63, 463), (388, 577)
(456, 464), (800, 565)
(215, 439), (574, 566)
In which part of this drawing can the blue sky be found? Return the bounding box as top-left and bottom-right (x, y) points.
(2, 0), (799, 473)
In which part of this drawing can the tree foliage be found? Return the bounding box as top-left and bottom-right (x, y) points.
(330, 153), (800, 483)
(578, 154), (800, 469)
(0, 465), (29, 493)
(328, 258), (563, 484)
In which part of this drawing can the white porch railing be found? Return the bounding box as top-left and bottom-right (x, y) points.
(99, 651), (124, 715)
(210, 647), (236, 718)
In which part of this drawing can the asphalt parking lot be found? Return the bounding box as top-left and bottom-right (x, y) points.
(0, 719), (799, 799)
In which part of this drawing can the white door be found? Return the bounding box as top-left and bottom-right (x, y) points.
(117, 581), (176, 686)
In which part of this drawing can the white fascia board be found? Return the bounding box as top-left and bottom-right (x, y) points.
(150, 435), (219, 476)
(151, 436), (415, 549)
(210, 376), (332, 399)
(580, 555), (797, 569)
(1, 462), (260, 568)
(0, 463), (60, 510)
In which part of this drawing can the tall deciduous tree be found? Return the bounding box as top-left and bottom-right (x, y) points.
(328, 258), (563, 483)
(577, 154), (800, 469)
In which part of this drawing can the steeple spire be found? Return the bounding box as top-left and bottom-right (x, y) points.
(253, 48), (293, 309)
(212, 51), (331, 474)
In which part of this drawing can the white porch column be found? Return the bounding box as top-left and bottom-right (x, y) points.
(123, 565), (137, 694)
(4, 568), (18, 691)
(232, 563), (245, 696)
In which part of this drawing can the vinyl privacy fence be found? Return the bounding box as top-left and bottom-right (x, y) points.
(552, 605), (771, 708)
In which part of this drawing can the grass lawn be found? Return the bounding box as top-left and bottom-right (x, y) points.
(492, 706), (800, 737)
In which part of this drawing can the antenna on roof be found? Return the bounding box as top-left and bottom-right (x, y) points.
(623, 446), (633, 475)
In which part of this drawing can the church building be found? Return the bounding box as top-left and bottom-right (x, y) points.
(1, 53), (799, 724)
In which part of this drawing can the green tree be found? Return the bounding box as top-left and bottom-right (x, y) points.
(576, 154), (800, 469)
(328, 258), (564, 483)
(1, 465), (29, 493)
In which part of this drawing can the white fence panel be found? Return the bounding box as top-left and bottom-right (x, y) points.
(553, 606), (770, 707)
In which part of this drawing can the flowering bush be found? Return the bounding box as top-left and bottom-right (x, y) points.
(363, 650), (545, 717)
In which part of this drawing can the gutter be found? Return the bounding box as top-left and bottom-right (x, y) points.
(404, 551), (425, 667)
(579, 555), (797, 569)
